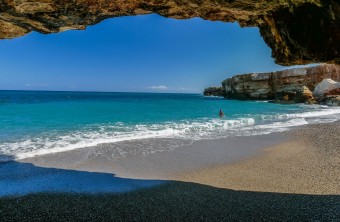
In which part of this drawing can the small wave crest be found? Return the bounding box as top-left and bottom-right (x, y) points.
(1, 106), (340, 162)
(256, 118), (308, 129)
(260, 107), (340, 120)
(0, 118), (256, 161)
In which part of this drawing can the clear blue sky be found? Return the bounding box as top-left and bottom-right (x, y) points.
(0, 14), (307, 93)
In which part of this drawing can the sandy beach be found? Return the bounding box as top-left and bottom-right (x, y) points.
(176, 121), (340, 195)
(1, 121), (340, 221)
(1, 0), (340, 220)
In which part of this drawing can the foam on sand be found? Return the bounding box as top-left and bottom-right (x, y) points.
(1, 106), (340, 162)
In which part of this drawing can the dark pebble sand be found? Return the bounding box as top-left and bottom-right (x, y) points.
(1, 121), (340, 221)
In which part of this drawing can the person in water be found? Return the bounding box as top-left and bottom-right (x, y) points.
(219, 109), (225, 117)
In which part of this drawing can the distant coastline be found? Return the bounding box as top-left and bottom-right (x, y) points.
(205, 64), (340, 106)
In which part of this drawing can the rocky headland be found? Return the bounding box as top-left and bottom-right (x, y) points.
(213, 64), (340, 105)
(203, 87), (224, 97)
(0, 0), (339, 65)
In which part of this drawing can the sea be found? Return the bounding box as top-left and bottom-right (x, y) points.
(1, 90), (340, 162)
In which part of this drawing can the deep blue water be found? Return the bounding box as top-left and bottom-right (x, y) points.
(1, 90), (339, 161)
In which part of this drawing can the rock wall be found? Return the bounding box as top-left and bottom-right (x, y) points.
(0, 0), (339, 65)
(203, 87), (224, 97)
(222, 64), (340, 103)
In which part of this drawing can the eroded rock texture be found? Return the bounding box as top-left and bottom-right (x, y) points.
(221, 64), (340, 104)
(0, 0), (339, 65)
(203, 87), (224, 97)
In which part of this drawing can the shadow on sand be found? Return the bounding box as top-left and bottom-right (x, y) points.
(0, 154), (164, 196)
(0, 155), (339, 221)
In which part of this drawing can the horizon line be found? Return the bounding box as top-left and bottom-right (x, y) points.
(0, 89), (202, 94)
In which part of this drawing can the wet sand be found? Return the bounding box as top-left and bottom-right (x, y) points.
(1, 121), (340, 220)
(19, 133), (286, 180)
(0, 132), (286, 196)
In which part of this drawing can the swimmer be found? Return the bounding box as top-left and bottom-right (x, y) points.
(219, 109), (225, 117)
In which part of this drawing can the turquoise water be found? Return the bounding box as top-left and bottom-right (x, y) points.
(1, 90), (340, 161)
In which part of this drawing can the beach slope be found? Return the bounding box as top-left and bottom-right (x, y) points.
(1, 121), (340, 221)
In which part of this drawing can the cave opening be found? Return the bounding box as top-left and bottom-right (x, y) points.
(0, 14), (313, 93)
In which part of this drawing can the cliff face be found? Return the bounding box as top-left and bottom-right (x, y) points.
(222, 64), (340, 104)
(0, 0), (339, 65)
(203, 87), (224, 97)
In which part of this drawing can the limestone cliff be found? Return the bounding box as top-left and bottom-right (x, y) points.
(222, 64), (340, 104)
(0, 0), (339, 65)
(203, 87), (224, 97)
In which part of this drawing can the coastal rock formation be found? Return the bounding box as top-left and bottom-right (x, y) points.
(324, 96), (340, 106)
(313, 78), (340, 97)
(313, 78), (340, 105)
(203, 87), (224, 97)
(0, 0), (339, 65)
(221, 64), (340, 104)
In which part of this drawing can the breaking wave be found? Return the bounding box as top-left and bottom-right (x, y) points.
(1, 105), (340, 162)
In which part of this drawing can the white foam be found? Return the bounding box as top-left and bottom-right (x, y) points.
(257, 118), (308, 129)
(0, 118), (256, 161)
(260, 107), (340, 120)
(1, 106), (340, 161)
(288, 108), (340, 118)
(253, 100), (270, 103)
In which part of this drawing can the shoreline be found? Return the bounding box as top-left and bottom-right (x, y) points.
(0, 132), (288, 197)
(1, 120), (339, 196)
(1, 121), (340, 220)
(176, 121), (340, 195)
(18, 132), (287, 179)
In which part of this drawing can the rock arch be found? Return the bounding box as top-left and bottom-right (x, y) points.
(0, 0), (339, 65)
